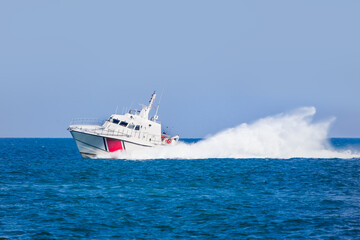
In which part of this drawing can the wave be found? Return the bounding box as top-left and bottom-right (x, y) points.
(116, 107), (359, 160)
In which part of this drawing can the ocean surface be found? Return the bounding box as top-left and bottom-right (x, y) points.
(1, 138), (360, 239)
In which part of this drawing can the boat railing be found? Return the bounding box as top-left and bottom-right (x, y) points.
(70, 118), (106, 126)
(69, 124), (164, 145)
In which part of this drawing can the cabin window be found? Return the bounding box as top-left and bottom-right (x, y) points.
(135, 125), (140, 131)
(128, 123), (135, 129)
(119, 121), (128, 127)
(112, 119), (120, 124)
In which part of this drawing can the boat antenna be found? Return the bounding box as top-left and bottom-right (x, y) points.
(154, 89), (164, 118)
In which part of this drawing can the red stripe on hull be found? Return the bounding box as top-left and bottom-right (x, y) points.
(106, 138), (123, 152)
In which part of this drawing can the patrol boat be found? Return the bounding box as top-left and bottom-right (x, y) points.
(68, 92), (179, 159)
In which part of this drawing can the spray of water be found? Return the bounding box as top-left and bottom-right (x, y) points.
(116, 107), (358, 160)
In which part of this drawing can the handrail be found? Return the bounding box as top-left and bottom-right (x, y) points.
(69, 124), (163, 145)
(70, 118), (106, 126)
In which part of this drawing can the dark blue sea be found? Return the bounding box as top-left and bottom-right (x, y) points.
(1, 138), (360, 239)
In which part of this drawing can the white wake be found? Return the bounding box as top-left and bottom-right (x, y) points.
(116, 107), (359, 160)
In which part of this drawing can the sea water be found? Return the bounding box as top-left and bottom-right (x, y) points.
(1, 107), (360, 239)
(1, 138), (360, 239)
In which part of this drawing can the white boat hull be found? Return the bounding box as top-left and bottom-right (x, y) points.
(70, 130), (151, 159)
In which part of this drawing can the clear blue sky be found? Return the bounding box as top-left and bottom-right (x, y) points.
(0, 1), (359, 138)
